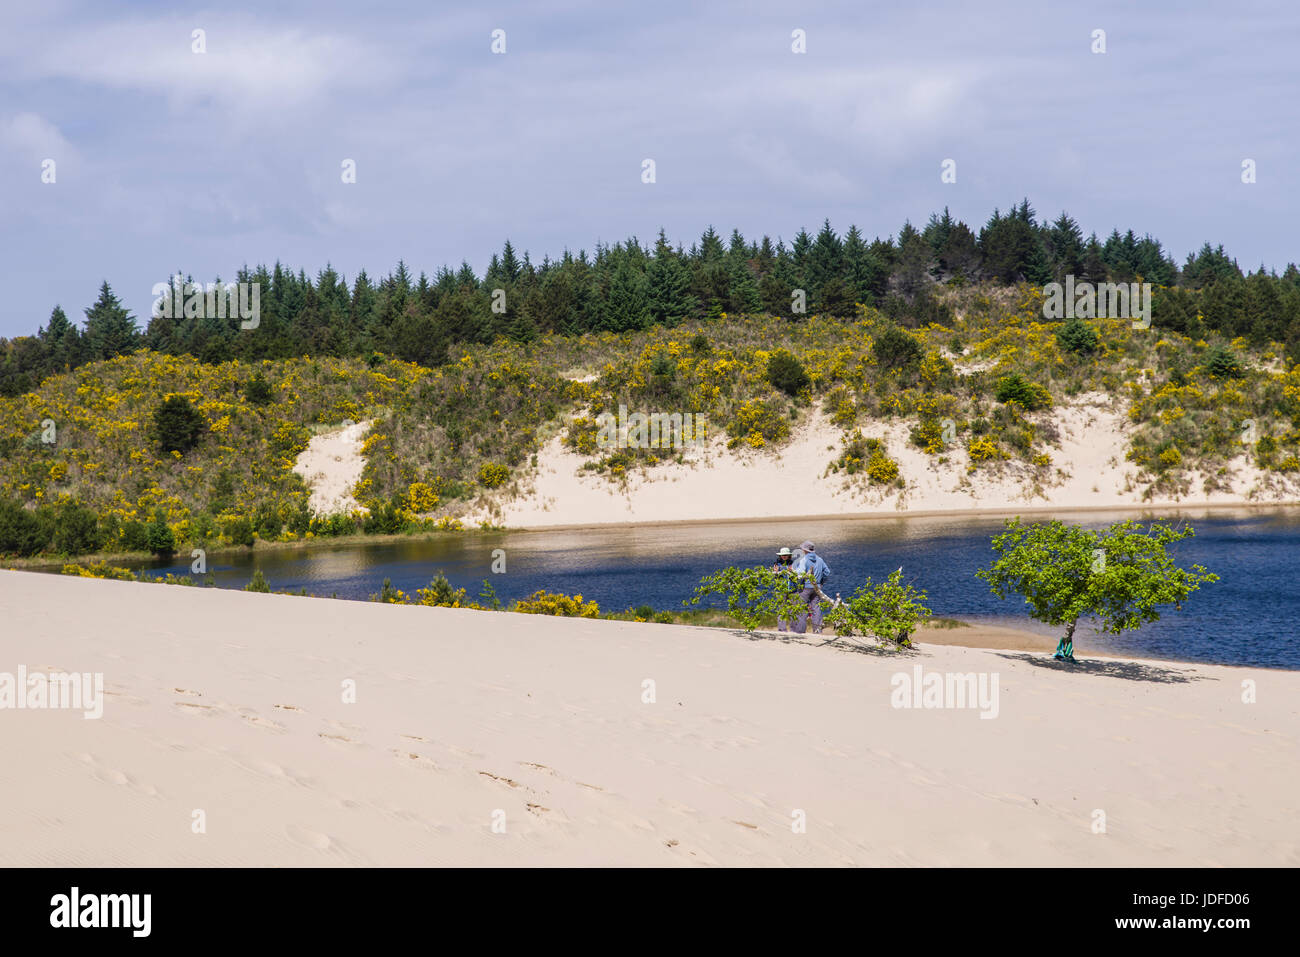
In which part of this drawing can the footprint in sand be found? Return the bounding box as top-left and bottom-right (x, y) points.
(174, 701), (216, 714)
(389, 749), (440, 770)
(239, 712), (287, 733)
(273, 704), (304, 712)
(479, 770), (534, 792)
(77, 753), (159, 796)
(319, 732), (361, 747)
(224, 753), (315, 788)
(519, 761), (558, 776)
(172, 688), (202, 696)
(285, 824), (338, 852)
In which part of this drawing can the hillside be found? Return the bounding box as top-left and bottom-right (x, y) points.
(2, 284), (1299, 559)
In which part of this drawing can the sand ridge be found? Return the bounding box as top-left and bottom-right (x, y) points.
(2, 570), (1295, 866)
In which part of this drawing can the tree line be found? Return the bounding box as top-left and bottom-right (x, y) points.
(4, 199), (1300, 396)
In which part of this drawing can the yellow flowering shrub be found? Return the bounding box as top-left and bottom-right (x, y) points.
(514, 590), (601, 618)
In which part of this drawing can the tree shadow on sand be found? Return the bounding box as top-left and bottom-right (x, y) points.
(732, 628), (916, 660)
(993, 651), (1211, 684)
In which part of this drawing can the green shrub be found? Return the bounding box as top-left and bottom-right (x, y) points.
(363, 499), (403, 534)
(994, 373), (1052, 411)
(120, 519), (149, 552)
(1204, 345), (1243, 379)
(145, 511), (176, 557)
(1056, 317), (1099, 356)
(53, 502), (103, 556)
(0, 498), (49, 557)
(224, 516), (255, 548)
(766, 350), (810, 396)
(245, 373), (275, 405)
(245, 569), (271, 593)
(872, 326), (923, 372)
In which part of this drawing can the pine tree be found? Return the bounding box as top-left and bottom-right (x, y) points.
(38, 305), (81, 372)
(82, 282), (139, 361)
(647, 231), (695, 325)
(606, 257), (651, 332)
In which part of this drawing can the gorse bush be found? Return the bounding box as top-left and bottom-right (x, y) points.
(514, 590), (601, 617)
(829, 431), (899, 484)
(477, 462), (510, 488)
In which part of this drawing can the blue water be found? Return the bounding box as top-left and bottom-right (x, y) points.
(134, 509), (1300, 670)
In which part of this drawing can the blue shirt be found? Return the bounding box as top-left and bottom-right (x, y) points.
(793, 551), (830, 587)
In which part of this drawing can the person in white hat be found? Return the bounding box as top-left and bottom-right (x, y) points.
(772, 546), (796, 631)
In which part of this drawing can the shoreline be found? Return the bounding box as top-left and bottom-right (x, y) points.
(490, 498), (1300, 535)
(6, 499), (1297, 571)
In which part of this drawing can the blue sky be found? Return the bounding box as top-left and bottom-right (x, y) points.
(1, 0), (1296, 337)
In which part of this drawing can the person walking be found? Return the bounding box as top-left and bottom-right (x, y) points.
(791, 540), (831, 635)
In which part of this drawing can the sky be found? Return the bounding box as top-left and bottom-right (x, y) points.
(1, 0), (1296, 338)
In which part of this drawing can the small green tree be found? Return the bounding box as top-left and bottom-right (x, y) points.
(245, 372), (275, 405)
(145, 511), (176, 557)
(976, 518), (1217, 660)
(245, 569), (271, 593)
(153, 394), (208, 454)
(993, 373), (1052, 410)
(824, 569), (932, 646)
(1056, 317), (1099, 356)
(1203, 344), (1243, 379)
(687, 565), (816, 631)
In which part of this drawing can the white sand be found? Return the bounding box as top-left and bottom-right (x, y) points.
(3, 570), (1295, 866)
(476, 397), (1299, 528)
(293, 420), (372, 515)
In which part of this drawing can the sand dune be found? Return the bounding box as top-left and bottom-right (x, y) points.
(2, 570), (1295, 866)
(474, 398), (1297, 528)
(293, 420), (372, 516)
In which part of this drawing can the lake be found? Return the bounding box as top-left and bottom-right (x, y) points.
(132, 508), (1300, 670)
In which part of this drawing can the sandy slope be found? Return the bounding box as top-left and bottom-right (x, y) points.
(472, 396), (1296, 528)
(2, 570), (1295, 867)
(292, 420), (371, 515)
